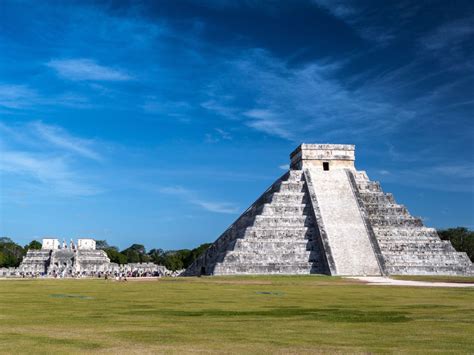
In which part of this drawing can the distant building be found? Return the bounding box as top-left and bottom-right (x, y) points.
(0, 238), (170, 278)
(20, 237), (111, 276)
(41, 238), (60, 250)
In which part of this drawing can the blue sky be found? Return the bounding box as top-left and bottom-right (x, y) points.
(0, 0), (473, 250)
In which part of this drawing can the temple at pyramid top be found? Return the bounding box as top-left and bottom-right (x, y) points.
(185, 143), (473, 277)
(290, 144), (355, 170)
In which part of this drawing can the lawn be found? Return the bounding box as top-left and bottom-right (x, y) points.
(0, 276), (473, 353)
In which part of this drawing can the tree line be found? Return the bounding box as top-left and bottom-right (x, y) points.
(1, 227), (473, 270)
(96, 241), (211, 271)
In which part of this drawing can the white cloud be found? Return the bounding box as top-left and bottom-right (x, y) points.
(0, 84), (38, 109)
(375, 166), (474, 193)
(214, 128), (232, 140)
(142, 97), (193, 123)
(279, 164), (290, 170)
(0, 83), (92, 110)
(201, 99), (238, 120)
(47, 58), (132, 81)
(0, 121), (103, 197)
(0, 150), (100, 196)
(191, 200), (239, 214)
(243, 109), (293, 140)
(312, 0), (357, 19)
(158, 186), (239, 214)
(421, 16), (474, 51)
(32, 121), (101, 160)
(312, 1), (424, 46)
(202, 49), (414, 141)
(205, 128), (233, 143)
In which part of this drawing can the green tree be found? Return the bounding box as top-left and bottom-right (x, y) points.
(104, 247), (128, 264)
(0, 251), (6, 267)
(0, 239), (25, 267)
(149, 243), (211, 271)
(161, 252), (186, 271)
(184, 243), (211, 267)
(148, 248), (165, 264)
(95, 240), (110, 250)
(25, 240), (42, 250)
(438, 227), (474, 261)
(121, 244), (150, 263)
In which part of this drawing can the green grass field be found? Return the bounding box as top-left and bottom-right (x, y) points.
(0, 276), (473, 353)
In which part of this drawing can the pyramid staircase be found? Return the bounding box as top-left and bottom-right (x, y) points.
(351, 170), (472, 275)
(184, 170), (327, 275)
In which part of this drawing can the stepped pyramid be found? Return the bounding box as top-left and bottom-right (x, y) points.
(184, 144), (473, 276)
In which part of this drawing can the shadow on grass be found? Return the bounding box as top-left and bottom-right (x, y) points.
(49, 294), (94, 300)
(123, 307), (411, 323)
(2, 333), (103, 350)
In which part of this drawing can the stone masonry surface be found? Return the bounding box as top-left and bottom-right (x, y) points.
(305, 168), (380, 275)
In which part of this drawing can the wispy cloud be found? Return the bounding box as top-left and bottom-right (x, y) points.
(0, 84), (38, 109)
(0, 121), (103, 197)
(205, 128), (232, 143)
(142, 97), (193, 122)
(158, 186), (239, 214)
(32, 121), (101, 160)
(312, 0), (357, 18)
(373, 164), (474, 193)
(0, 150), (100, 196)
(201, 49), (414, 141)
(243, 109), (293, 140)
(312, 1), (422, 45)
(0, 83), (92, 110)
(421, 16), (474, 52)
(418, 16), (474, 72)
(47, 58), (132, 81)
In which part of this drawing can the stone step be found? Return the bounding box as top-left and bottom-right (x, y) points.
(385, 265), (471, 275)
(359, 193), (395, 204)
(268, 192), (308, 204)
(260, 204), (310, 216)
(243, 227), (314, 239)
(253, 215), (313, 228)
(383, 253), (470, 264)
(213, 263), (317, 275)
(357, 181), (382, 192)
(369, 216), (424, 227)
(372, 227), (438, 237)
(224, 251), (314, 263)
(378, 241), (455, 252)
(366, 206), (409, 216)
(377, 237), (442, 245)
(379, 240), (453, 247)
(246, 226), (311, 231)
(273, 181), (306, 193)
(353, 171), (369, 181)
(286, 170), (304, 182)
(234, 239), (314, 250)
(378, 240), (442, 247)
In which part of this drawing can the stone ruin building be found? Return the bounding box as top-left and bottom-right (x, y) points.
(17, 238), (111, 276)
(0, 238), (169, 277)
(185, 144), (473, 276)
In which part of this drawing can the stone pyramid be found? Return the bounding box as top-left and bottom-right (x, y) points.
(184, 144), (473, 276)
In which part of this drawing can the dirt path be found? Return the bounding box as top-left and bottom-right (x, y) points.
(349, 276), (474, 288)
